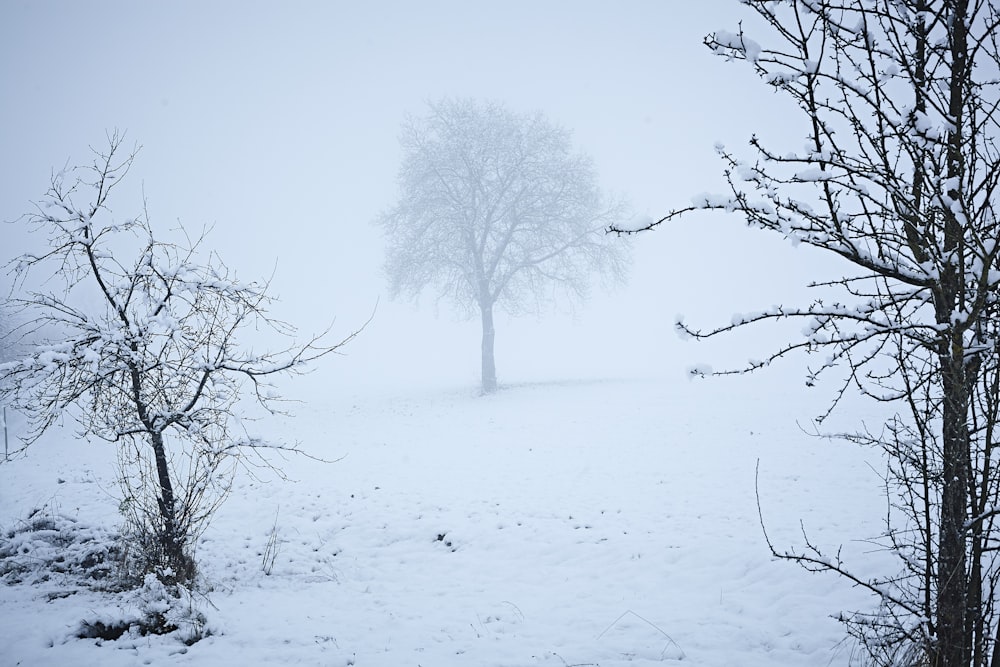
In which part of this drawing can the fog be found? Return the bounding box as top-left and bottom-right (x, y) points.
(0, 7), (886, 661)
(1, 1), (840, 395)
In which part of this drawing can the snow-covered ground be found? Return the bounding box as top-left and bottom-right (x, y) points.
(0, 374), (887, 666)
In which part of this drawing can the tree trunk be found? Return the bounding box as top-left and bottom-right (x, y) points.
(937, 352), (970, 667)
(480, 300), (497, 394)
(149, 429), (187, 580)
(937, 6), (971, 663)
(129, 358), (192, 582)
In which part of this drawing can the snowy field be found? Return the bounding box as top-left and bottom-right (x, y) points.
(0, 372), (890, 666)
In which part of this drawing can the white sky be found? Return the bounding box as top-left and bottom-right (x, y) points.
(0, 1), (837, 392)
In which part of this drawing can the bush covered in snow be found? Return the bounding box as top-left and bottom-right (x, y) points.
(0, 506), (211, 645)
(0, 508), (119, 587)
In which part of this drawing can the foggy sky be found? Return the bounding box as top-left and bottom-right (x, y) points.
(0, 2), (838, 394)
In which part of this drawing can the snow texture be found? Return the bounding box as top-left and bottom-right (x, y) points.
(0, 378), (884, 665)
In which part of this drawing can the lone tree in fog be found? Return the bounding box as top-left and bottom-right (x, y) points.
(378, 98), (630, 394)
(617, 2), (1000, 665)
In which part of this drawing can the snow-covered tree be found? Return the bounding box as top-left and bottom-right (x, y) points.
(618, 2), (1000, 665)
(0, 134), (353, 585)
(378, 98), (631, 393)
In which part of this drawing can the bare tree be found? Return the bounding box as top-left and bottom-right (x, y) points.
(616, 2), (1000, 665)
(378, 98), (631, 393)
(0, 133), (355, 586)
